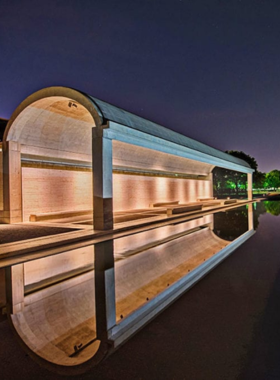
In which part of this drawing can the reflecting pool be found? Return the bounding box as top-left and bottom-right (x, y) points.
(3, 202), (262, 374)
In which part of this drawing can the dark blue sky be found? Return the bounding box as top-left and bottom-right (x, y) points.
(1, 0), (280, 172)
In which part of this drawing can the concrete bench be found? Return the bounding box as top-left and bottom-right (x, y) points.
(201, 200), (222, 207)
(223, 199), (237, 205)
(201, 199), (237, 207)
(166, 203), (202, 216)
(150, 201), (179, 208)
(29, 210), (93, 222)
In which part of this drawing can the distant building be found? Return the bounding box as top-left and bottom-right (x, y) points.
(0, 87), (253, 226)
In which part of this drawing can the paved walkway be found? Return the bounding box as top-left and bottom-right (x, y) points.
(1, 211), (280, 379)
(0, 200), (255, 247)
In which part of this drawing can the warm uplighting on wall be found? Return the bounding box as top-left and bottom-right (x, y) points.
(113, 173), (212, 211)
(22, 167), (92, 221)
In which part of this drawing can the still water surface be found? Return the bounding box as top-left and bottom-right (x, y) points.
(5, 201), (280, 374)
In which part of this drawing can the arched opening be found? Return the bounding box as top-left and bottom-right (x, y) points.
(3, 87), (103, 223)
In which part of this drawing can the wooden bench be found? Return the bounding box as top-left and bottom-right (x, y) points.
(29, 210), (93, 222)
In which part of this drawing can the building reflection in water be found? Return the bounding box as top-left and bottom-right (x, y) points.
(5, 204), (255, 374)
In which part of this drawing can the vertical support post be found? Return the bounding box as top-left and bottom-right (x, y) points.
(247, 172), (253, 200)
(94, 240), (116, 340)
(2, 141), (22, 223)
(5, 264), (24, 314)
(209, 172), (214, 198)
(92, 128), (113, 230)
(248, 203), (254, 231)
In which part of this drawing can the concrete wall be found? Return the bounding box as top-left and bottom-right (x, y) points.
(21, 167), (211, 220)
(4, 124), (213, 222)
(112, 141), (212, 211)
(20, 140), (212, 220)
(113, 174), (212, 211)
(113, 141), (212, 176)
(22, 167), (92, 221)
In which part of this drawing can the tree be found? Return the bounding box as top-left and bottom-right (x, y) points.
(263, 201), (280, 216)
(225, 150), (258, 171)
(212, 167), (247, 197)
(254, 171), (266, 189)
(213, 150), (260, 197)
(266, 170), (280, 190)
(226, 150), (267, 190)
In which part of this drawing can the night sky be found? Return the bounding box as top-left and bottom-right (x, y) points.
(1, 0), (280, 173)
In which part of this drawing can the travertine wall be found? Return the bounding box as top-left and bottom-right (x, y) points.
(21, 167), (211, 220)
(19, 136), (212, 220)
(113, 141), (212, 176)
(22, 167), (92, 221)
(113, 174), (212, 211)
(111, 141), (213, 211)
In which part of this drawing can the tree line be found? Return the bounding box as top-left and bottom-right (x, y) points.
(213, 150), (280, 198)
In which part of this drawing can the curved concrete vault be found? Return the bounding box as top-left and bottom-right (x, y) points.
(0, 86), (254, 228)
